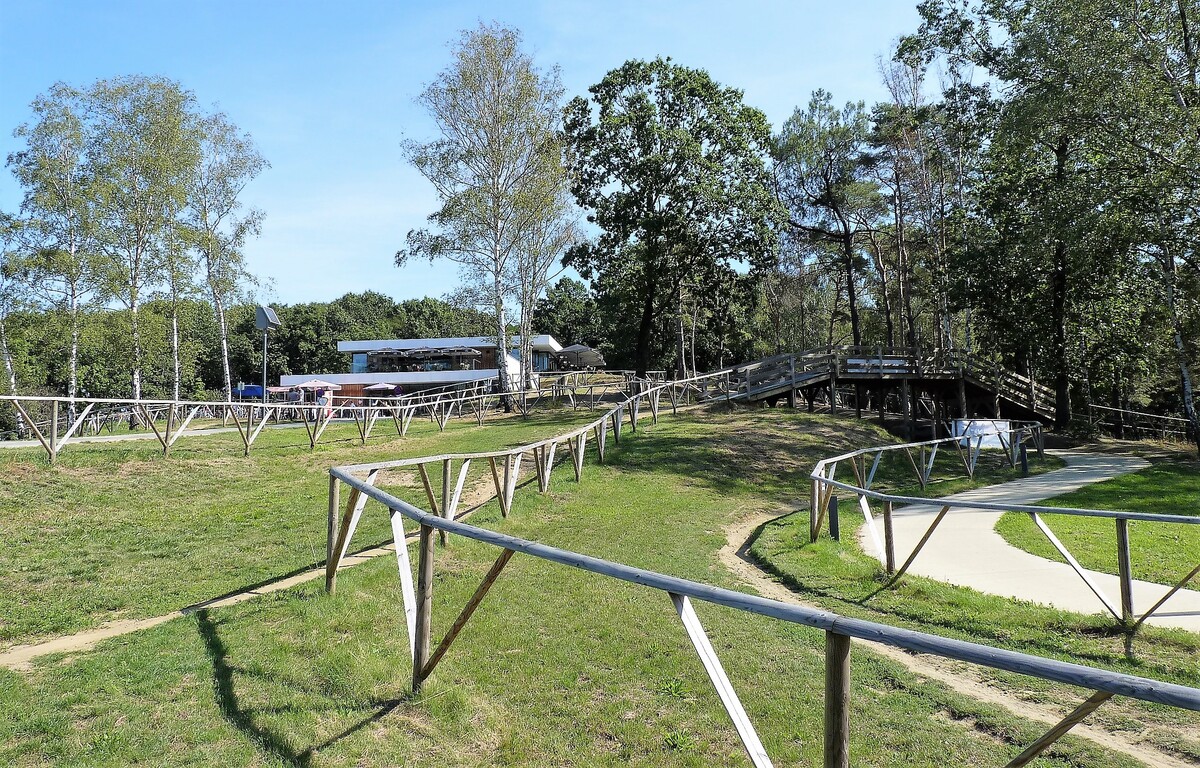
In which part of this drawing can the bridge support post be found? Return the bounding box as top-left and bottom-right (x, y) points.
(957, 376), (967, 420)
(854, 384), (862, 419)
(900, 380), (913, 441)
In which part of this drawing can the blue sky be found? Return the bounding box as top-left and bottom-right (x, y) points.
(0, 1), (922, 305)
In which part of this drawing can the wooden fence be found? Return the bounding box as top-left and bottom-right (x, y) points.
(324, 375), (1200, 767)
(0, 371), (687, 462)
(1088, 403), (1193, 443)
(810, 429), (1200, 634)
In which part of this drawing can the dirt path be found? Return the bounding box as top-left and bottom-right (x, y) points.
(720, 508), (1194, 768)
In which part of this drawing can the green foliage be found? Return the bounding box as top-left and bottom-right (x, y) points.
(531, 277), (599, 348)
(563, 57), (785, 374)
(3, 292), (495, 401)
(399, 23), (572, 392)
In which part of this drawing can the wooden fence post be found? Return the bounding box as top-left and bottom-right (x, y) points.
(882, 500), (895, 574)
(413, 523), (435, 693)
(829, 495), (840, 541)
(1116, 519), (1134, 624)
(440, 459), (452, 546)
(326, 475), (340, 592)
(824, 630), (851, 768)
(810, 478), (821, 542)
(50, 399), (59, 463)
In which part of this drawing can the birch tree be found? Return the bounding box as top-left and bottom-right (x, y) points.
(398, 24), (567, 402)
(0, 219), (25, 434)
(6, 82), (102, 408)
(511, 186), (576, 388)
(88, 75), (200, 400)
(184, 111), (266, 400)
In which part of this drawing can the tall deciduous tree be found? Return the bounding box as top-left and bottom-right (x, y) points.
(184, 110), (266, 400)
(398, 23), (570, 400)
(774, 90), (885, 349)
(6, 82), (102, 407)
(563, 57), (784, 376)
(0, 219), (26, 433)
(88, 75), (200, 400)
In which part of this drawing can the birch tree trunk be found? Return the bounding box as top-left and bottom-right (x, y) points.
(212, 289), (232, 400)
(171, 306), (181, 402)
(0, 307), (23, 437)
(1162, 248), (1200, 453)
(131, 288), (143, 401)
(493, 270), (511, 409)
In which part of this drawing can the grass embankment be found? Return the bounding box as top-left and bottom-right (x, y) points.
(0, 408), (1149, 767)
(995, 462), (1200, 586)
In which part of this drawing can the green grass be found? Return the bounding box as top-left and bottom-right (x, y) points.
(0, 409), (601, 645)
(995, 461), (1200, 586)
(0, 408), (1146, 766)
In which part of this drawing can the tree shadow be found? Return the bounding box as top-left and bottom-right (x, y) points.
(195, 608), (408, 766)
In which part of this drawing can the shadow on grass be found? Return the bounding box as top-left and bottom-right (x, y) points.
(741, 516), (1144, 669)
(196, 608), (408, 766)
(607, 409), (889, 497)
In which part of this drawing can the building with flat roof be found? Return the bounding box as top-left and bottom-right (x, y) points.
(279, 335), (562, 399)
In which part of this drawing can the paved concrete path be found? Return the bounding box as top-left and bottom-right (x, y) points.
(859, 450), (1200, 631)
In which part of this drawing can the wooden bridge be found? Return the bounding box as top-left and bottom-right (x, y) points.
(705, 347), (1055, 430)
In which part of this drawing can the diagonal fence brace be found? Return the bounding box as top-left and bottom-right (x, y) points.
(1005, 690), (1113, 767)
(670, 593), (773, 768)
(417, 548), (515, 685)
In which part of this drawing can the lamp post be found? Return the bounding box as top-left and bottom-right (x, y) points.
(255, 305), (281, 404)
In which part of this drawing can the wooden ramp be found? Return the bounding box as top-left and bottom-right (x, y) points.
(705, 347), (1055, 427)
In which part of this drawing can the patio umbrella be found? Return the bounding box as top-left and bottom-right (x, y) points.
(294, 379), (342, 390)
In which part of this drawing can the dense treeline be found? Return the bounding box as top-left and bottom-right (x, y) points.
(5, 5), (1199, 445)
(547, 2), (1200, 444)
(1, 291), (492, 403)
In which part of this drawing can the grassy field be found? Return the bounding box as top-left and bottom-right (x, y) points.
(0, 409), (601, 645)
(0, 406), (1184, 766)
(995, 462), (1200, 586)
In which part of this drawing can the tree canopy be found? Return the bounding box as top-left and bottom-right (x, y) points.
(563, 57), (785, 375)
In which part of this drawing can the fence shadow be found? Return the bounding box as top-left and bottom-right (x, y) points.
(195, 608), (408, 765)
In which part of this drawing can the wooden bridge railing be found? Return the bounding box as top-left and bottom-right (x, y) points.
(1088, 404), (1193, 442)
(324, 376), (1200, 768)
(707, 347), (1056, 420)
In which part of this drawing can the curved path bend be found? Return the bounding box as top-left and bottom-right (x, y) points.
(858, 450), (1200, 632)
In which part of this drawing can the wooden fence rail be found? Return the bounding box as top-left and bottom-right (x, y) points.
(0, 370), (685, 462)
(328, 456), (1200, 768)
